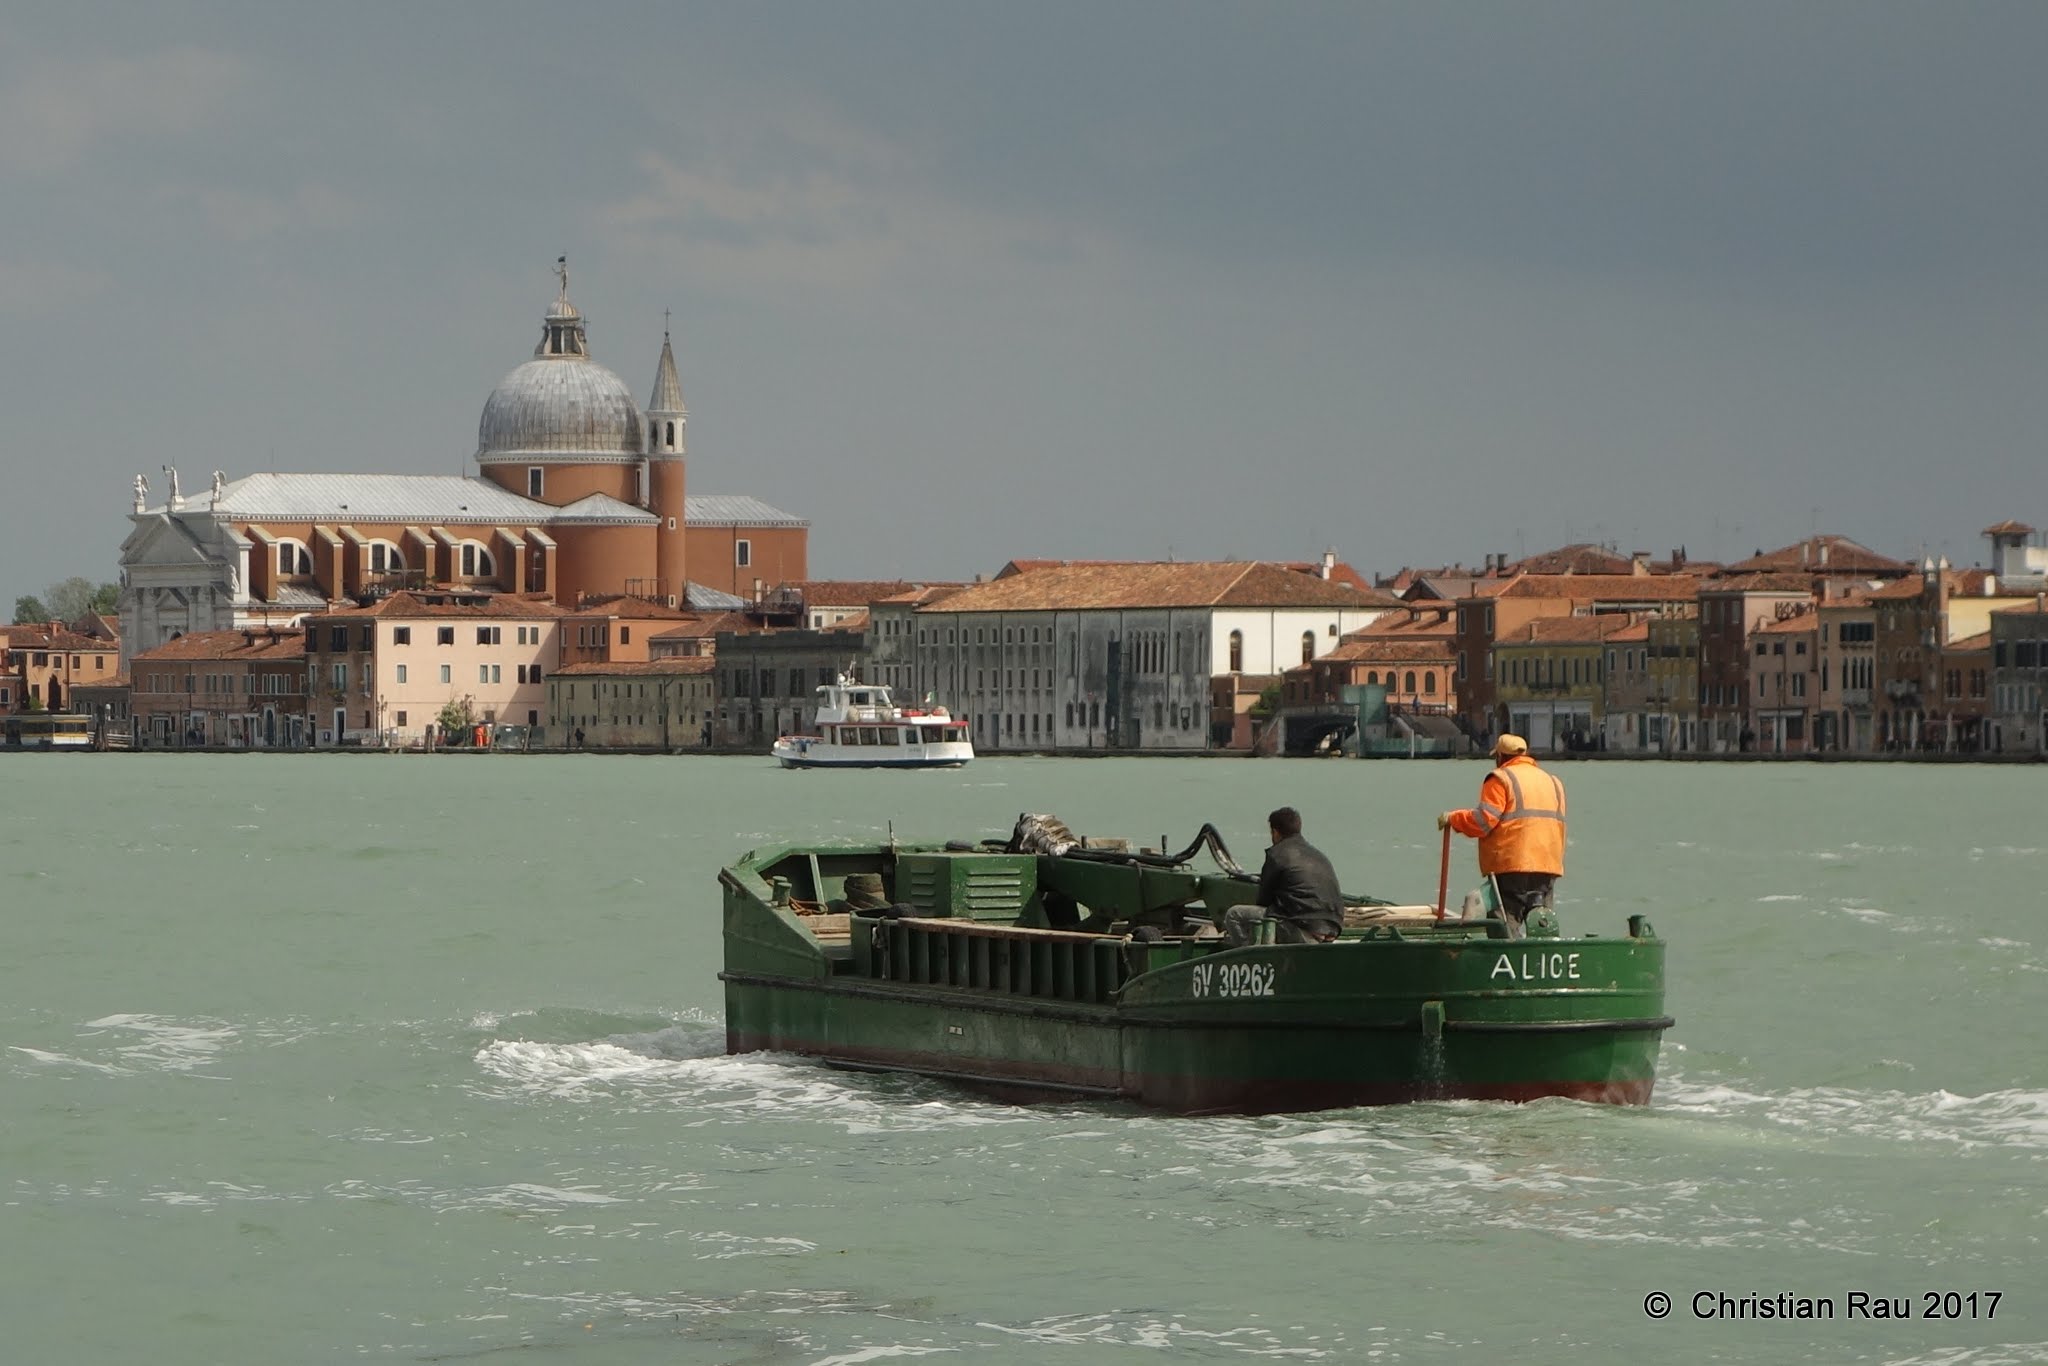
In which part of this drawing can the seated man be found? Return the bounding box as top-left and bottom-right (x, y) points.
(1222, 807), (1344, 946)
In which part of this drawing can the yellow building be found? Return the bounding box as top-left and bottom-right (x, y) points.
(1645, 612), (1701, 751)
(1493, 614), (1639, 752)
(548, 657), (717, 750)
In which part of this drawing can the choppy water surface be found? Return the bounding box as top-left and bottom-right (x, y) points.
(3, 755), (2044, 1364)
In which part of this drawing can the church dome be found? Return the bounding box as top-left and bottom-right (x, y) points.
(476, 264), (645, 464)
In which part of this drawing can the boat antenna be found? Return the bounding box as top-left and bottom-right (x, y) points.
(887, 820), (897, 855)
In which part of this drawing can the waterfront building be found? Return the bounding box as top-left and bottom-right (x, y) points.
(1871, 558), (2034, 751)
(907, 561), (1399, 753)
(301, 591), (563, 746)
(866, 585), (967, 696)
(1598, 618), (1655, 752)
(1989, 596), (2048, 752)
(128, 629), (307, 748)
(1815, 588), (1878, 752)
(1748, 608), (1820, 753)
(548, 657), (718, 750)
(1, 625), (120, 714)
(1276, 603), (1463, 751)
(714, 620), (871, 747)
(1210, 672), (1282, 751)
(1276, 611), (1462, 755)
(1493, 614), (1641, 751)
(1643, 612), (1700, 753)
(747, 581), (926, 631)
(647, 612), (748, 660)
(558, 595), (713, 668)
(1696, 575), (1816, 752)
(1453, 574), (1699, 741)
(117, 266), (805, 658)
(71, 674), (132, 743)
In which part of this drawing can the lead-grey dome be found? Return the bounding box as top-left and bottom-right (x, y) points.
(476, 268), (646, 463)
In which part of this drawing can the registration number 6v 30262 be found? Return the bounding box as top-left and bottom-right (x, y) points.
(1191, 962), (1276, 998)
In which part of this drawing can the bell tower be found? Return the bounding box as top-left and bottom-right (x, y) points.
(646, 314), (688, 607)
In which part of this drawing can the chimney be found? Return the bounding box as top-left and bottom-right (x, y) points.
(1320, 549), (1336, 580)
(1818, 541), (1829, 567)
(1631, 551), (1650, 577)
(1800, 542), (1810, 566)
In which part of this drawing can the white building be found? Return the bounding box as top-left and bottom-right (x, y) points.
(906, 561), (1399, 751)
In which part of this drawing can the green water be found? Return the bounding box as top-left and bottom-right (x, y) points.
(3, 754), (2043, 1364)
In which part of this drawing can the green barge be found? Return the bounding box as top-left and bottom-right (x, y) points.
(719, 818), (1671, 1114)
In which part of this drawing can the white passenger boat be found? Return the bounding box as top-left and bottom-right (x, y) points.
(772, 681), (974, 769)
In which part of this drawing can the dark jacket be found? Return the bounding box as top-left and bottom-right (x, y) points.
(1258, 835), (1344, 930)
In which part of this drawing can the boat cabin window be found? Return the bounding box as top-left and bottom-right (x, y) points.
(879, 727), (900, 745)
(859, 727), (881, 745)
(903, 728), (923, 746)
(852, 691), (872, 706)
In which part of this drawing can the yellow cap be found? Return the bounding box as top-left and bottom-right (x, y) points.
(1492, 733), (1529, 758)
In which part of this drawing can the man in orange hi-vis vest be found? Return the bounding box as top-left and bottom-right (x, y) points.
(1438, 734), (1566, 937)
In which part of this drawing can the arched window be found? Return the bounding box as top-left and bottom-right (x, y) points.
(277, 540), (313, 576)
(1404, 670), (1417, 693)
(1228, 630), (1243, 673)
(665, 420), (676, 447)
(368, 541), (404, 575)
(460, 542), (495, 578)
(1301, 630), (1315, 665)
(1366, 671), (1379, 686)
(1423, 670), (1437, 695)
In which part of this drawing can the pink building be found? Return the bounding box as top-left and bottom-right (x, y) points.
(1748, 608), (1820, 752)
(302, 590), (564, 746)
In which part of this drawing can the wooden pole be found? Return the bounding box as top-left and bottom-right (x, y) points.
(1435, 825), (1451, 921)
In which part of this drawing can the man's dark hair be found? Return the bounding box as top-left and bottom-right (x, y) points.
(1268, 807), (1302, 839)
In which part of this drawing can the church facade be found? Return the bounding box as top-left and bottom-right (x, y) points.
(117, 265), (807, 659)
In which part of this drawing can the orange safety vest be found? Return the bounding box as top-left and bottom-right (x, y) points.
(1458, 755), (1566, 877)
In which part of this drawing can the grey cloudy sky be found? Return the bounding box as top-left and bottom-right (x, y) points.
(5, 2), (2045, 600)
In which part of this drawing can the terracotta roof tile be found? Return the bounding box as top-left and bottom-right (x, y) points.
(1983, 520), (2035, 536)
(1946, 631), (1991, 652)
(130, 630), (307, 662)
(1500, 614), (1644, 645)
(1718, 536), (1911, 576)
(552, 657), (717, 677)
(1318, 637), (1457, 664)
(569, 595), (700, 620)
(4, 629), (117, 653)
(1700, 573), (1821, 594)
(1757, 612), (1818, 634)
(1485, 574), (1701, 602)
(922, 561), (1401, 613)
(1504, 543), (1639, 575)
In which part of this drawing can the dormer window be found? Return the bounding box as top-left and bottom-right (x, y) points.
(527, 467), (544, 498)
